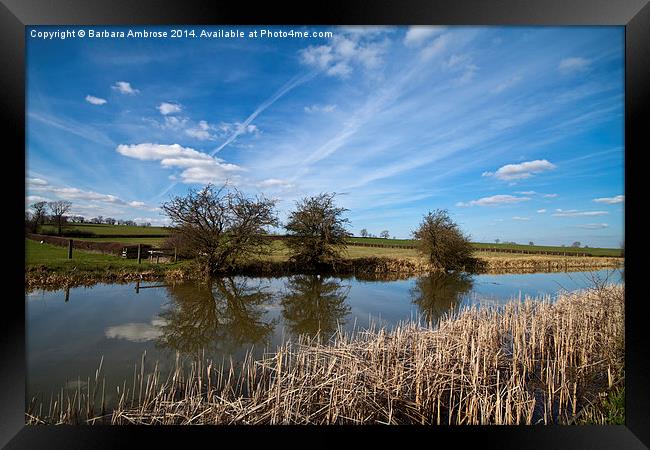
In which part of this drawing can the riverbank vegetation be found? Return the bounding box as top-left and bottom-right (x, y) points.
(26, 283), (624, 425)
(25, 238), (623, 291)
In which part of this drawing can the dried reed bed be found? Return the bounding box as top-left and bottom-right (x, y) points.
(27, 283), (624, 425)
(479, 254), (623, 272)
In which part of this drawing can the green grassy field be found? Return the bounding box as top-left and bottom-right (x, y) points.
(70, 236), (167, 246)
(348, 237), (622, 257)
(38, 223), (170, 236)
(25, 239), (182, 271)
(31, 224), (622, 258)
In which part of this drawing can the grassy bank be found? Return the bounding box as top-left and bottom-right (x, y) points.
(25, 239), (192, 290)
(27, 283), (624, 425)
(25, 239), (623, 291)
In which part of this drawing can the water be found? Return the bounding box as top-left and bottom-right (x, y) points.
(26, 269), (622, 405)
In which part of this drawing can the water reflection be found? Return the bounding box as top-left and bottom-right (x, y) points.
(280, 275), (351, 339)
(156, 278), (277, 355)
(410, 273), (474, 324)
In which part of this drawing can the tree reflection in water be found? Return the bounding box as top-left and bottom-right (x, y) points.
(280, 275), (351, 340)
(410, 273), (474, 325)
(156, 278), (277, 355)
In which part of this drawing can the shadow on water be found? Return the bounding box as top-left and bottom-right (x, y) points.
(410, 272), (474, 325)
(155, 277), (277, 356)
(280, 275), (351, 340)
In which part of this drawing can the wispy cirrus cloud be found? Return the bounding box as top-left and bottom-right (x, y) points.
(593, 195), (624, 204)
(456, 194), (531, 207)
(558, 57), (590, 73)
(304, 104), (337, 113)
(403, 26), (446, 47)
(576, 223), (609, 229)
(491, 74), (522, 94)
(552, 209), (608, 217)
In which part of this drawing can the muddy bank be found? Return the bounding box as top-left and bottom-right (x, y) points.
(25, 255), (623, 291)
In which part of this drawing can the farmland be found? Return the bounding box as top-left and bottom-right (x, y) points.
(35, 224), (622, 257)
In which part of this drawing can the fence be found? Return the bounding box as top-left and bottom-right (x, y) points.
(27, 233), (146, 256)
(27, 234), (177, 263)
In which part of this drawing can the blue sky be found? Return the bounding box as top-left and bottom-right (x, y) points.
(26, 25), (624, 247)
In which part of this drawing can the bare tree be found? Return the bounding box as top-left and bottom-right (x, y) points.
(284, 193), (351, 268)
(360, 228), (368, 238)
(412, 209), (483, 272)
(380, 230), (390, 239)
(30, 201), (48, 233)
(162, 184), (278, 277)
(47, 201), (72, 236)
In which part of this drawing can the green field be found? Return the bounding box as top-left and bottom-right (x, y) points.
(31, 225), (623, 258)
(348, 237), (622, 257)
(38, 223), (170, 236)
(25, 239), (178, 271)
(71, 236), (167, 246)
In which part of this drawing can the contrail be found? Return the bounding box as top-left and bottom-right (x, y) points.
(150, 70), (317, 201)
(211, 70), (317, 156)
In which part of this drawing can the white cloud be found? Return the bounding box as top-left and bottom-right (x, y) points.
(516, 191), (537, 195)
(26, 195), (49, 204)
(403, 26), (446, 47)
(30, 184), (127, 205)
(543, 193), (558, 198)
(116, 143), (244, 184)
(304, 104), (337, 114)
(85, 95), (107, 105)
(576, 223), (609, 230)
(112, 81), (139, 95)
(537, 209), (547, 213)
(157, 102), (182, 115)
(484, 159), (556, 181)
(552, 209), (608, 217)
(593, 195), (624, 204)
(419, 33), (451, 61)
(558, 57), (590, 73)
(456, 194), (531, 207)
(27, 177), (48, 186)
(185, 120), (213, 140)
(300, 31), (389, 78)
(256, 178), (293, 189)
(162, 115), (188, 129)
(27, 182), (158, 215)
(512, 216), (531, 221)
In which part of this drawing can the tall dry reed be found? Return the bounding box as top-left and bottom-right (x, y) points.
(27, 283), (624, 425)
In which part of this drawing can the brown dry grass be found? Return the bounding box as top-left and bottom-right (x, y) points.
(26, 281), (624, 425)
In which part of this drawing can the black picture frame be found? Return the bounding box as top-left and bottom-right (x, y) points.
(2, 0), (648, 448)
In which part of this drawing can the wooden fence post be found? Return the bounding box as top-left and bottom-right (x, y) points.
(137, 244), (142, 264)
(174, 247), (177, 262)
(67, 239), (73, 259)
